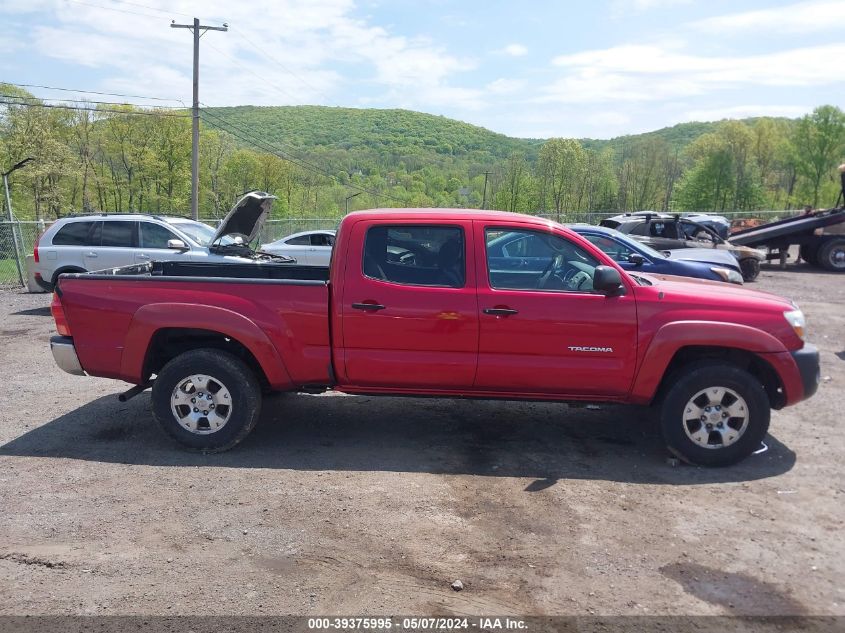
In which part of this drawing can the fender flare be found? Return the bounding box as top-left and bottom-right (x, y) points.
(630, 320), (788, 403)
(119, 303), (293, 389)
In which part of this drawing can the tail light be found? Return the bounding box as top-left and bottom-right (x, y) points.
(33, 230), (42, 263)
(50, 293), (71, 336)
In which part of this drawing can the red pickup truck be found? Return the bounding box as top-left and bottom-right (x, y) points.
(49, 192), (819, 466)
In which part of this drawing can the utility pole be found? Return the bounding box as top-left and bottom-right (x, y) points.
(2, 157), (34, 287)
(171, 18), (228, 220)
(481, 171), (492, 209)
(345, 192), (362, 214)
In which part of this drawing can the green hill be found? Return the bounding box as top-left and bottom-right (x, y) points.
(203, 105), (791, 169)
(203, 105), (544, 167)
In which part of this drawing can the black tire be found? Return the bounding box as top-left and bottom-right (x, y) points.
(658, 362), (770, 467)
(739, 257), (760, 281)
(817, 238), (845, 272)
(799, 244), (818, 266)
(51, 267), (85, 287)
(151, 349), (262, 452)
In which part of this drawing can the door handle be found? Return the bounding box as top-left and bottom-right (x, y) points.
(352, 302), (386, 312)
(85, 252), (98, 258)
(483, 307), (519, 316)
(137, 254), (150, 260)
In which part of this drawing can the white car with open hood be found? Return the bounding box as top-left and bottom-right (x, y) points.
(33, 191), (291, 291)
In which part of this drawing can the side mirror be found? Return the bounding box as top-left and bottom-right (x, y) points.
(594, 265), (624, 294)
(167, 239), (188, 250)
(627, 253), (645, 266)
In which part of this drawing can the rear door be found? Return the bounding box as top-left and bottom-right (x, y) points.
(339, 219), (478, 389)
(475, 222), (638, 397)
(281, 234), (313, 264)
(81, 220), (137, 271)
(308, 232), (334, 267)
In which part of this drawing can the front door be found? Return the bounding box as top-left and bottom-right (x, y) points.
(136, 221), (190, 265)
(339, 220), (478, 389)
(475, 223), (638, 397)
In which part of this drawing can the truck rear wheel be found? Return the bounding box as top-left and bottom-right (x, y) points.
(817, 238), (845, 271)
(151, 349), (262, 452)
(658, 362), (770, 467)
(739, 257), (760, 281)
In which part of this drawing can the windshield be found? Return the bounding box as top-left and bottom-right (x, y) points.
(168, 220), (236, 246)
(615, 232), (666, 259)
(576, 227), (667, 260)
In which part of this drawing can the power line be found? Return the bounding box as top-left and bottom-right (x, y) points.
(227, 25), (338, 107)
(200, 107), (404, 203)
(199, 108), (342, 179)
(0, 82), (185, 104)
(0, 99), (190, 118)
(0, 92), (185, 110)
(62, 0), (164, 19)
(199, 108), (405, 205)
(203, 40), (303, 104)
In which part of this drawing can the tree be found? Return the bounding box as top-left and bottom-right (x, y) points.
(537, 138), (586, 220)
(792, 105), (845, 207)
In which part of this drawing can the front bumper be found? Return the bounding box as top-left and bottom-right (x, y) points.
(790, 343), (820, 400)
(50, 336), (85, 376)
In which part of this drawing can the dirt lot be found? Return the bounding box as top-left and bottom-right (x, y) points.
(0, 262), (842, 617)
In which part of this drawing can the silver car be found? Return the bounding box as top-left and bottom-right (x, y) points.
(260, 230), (336, 266)
(33, 201), (289, 290)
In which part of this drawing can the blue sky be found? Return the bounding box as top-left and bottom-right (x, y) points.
(1, 0), (843, 138)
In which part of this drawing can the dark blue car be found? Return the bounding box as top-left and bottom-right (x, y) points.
(572, 225), (744, 284)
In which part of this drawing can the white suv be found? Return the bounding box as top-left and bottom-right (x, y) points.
(34, 214), (247, 291)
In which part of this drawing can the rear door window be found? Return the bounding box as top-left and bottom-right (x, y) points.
(101, 221), (136, 247)
(52, 221), (96, 246)
(363, 225), (465, 288)
(311, 233), (334, 246)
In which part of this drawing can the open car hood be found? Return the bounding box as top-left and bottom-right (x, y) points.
(212, 190), (276, 245)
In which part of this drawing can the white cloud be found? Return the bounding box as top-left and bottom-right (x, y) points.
(541, 43), (845, 104)
(486, 78), (525, 95)
(611, 0), (690, 14)
(500, 43), (528, 57)
(586, 111), (633, 127)
(15, 0), (477, 111)
(680, 105), (812, 122)
(692, 1), (845, 35)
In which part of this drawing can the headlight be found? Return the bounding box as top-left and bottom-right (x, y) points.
(783, 308), (806, 340)
(711, 267), (744, 284)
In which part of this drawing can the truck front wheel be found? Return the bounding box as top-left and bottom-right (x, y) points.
(739, 258), (760, 281)
(658, 363), (770, 467)
(151, 349), (262, 452)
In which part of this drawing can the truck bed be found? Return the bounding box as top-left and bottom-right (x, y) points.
(729, 207), (845, 247)
(56, 261), (332, 389)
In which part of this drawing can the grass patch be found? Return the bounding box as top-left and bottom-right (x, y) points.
(0, 258), (25, 285)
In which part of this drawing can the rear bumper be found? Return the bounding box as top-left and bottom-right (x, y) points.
(50, 336), (85, 376)
(34, 272), (53, 292)
(790, 343), (820, 400)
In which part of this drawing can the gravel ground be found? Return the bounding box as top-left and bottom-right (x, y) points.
(0, 261), (842, 616)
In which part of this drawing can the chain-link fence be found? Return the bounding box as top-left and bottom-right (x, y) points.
(0, 220), (44, 289)
(0, 210), (799, 289)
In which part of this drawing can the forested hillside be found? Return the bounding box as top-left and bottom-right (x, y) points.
(1, 83), (843, 222)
